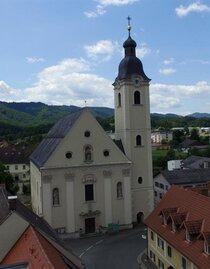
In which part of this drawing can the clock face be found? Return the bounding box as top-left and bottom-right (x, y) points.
(133, 76), (142, 85)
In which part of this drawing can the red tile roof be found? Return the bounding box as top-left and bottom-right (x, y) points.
(145, 186), (210, 269)
(1, 225), (83, 269)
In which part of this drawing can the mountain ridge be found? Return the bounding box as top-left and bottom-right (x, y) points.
(0, 101), (210, 138)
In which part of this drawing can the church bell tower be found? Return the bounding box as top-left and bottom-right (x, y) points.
(113, 18), (153, 222)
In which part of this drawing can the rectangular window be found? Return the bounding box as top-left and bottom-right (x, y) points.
(150, 250), (156, 263)
(158, 259), (164, 269)
(157, 237), (164, 250)
(159, 193), (163, 199)
(23, 165), (26, 170)
(15, 165), (18, 170)
(182, 257), (186, 269)
(167, 245), (172, 257)
(150, 250), (152, 258)
(85, 184), (94, 201)
(160, 183), (164, 189)
(151, 230), (154, 240)
(155, 191), (157, 197)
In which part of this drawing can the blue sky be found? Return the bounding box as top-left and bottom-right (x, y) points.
(0, 0), (210, 115)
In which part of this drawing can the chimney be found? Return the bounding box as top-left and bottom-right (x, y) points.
(8, 196), (18, 211)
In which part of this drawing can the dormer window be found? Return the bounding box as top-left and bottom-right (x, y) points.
(172, 222), (177, 232)
(186, 231), (191, 242)
(163, 216), (167, 226)
(204, 242), (210, 255)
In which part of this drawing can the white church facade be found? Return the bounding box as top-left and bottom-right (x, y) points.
(30, 22), (153, 235)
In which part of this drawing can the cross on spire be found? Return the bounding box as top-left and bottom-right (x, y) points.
(127, 16), (131, 36)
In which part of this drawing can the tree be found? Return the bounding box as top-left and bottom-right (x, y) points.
(183, 126), (190, 136)
(0, 162), (19, 194)
(172, 129), (185, 143)
(165, 149), (176, 161)
(190, 128), (200, 141)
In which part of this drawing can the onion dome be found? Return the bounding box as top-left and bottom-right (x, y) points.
(115, 18), (150, 83)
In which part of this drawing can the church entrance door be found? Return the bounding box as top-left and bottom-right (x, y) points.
(85, 217), (95, 234)
(137, 212), (144, 223)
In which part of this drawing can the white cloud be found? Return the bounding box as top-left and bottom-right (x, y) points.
(23, 58), (113, 107)
(84, 0), (139, 18)
(150, 94), (181, 109)
(97, 0), (139, 6)
(84, 5), (106, 18)
(26, 57), (45, 64)
(176, 2), (210, 17)
(150, 81), (210, 113)
(163, 58), (174, 65)
(0, 81), (18, 101)
(159, 68), (176, 75)
(136, 43), (151, 58)
(1, 59), (210, 114)
(84, 40), (119, 62)
(152, 81), (210, 96)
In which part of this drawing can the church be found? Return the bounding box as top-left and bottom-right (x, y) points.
(30, 21), (153, 236)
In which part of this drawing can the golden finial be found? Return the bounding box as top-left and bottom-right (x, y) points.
(127, 16), (131, 36)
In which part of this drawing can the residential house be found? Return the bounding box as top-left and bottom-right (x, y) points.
(0, 185), (84, 269)
(167, 160), (182, 171)
(151, 131), (173, 144)
(145, 185), (210, 269)
(181, 155), (210, 169)
(154, 168), (210, 206)
(0, 146), (30, 193)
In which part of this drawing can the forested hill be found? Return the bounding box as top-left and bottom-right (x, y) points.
(0, 101), (114, 127)
(0, 101), (114, 139)
(0, 101), (210, 139)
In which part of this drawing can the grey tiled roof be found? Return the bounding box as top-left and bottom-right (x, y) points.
(0, 187), (58, 241)
(182, 156), (210, 169)
(0, 188), (9, 222)
(180, 139), (202, 148)
(30, 109), (82, 168)
(161, 168), (210, 185)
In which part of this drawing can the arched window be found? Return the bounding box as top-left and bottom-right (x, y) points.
(84, 145), (93, 162)
(118, 93), (121, 107)
(134, 91), (141, 105)
(117, 182), (123, 198)
(52, 188), (60, 206)
(136, 135), (142, 146)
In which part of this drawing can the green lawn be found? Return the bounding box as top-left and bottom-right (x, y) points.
(152, 149), (188, 160)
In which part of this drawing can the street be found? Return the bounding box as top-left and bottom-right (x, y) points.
(64, 225), (147, 269)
